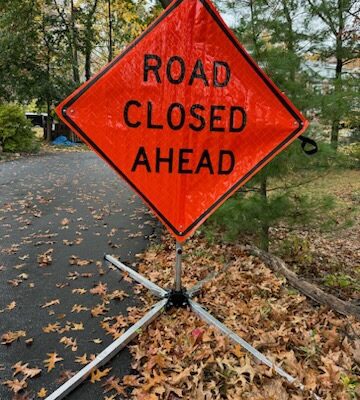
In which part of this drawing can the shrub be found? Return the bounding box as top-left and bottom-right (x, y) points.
(0, 103), (39, 153)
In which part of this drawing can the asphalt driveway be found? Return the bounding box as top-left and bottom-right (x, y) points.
(0, 151), (157, 399)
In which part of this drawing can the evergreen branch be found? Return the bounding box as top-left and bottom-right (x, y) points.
(306, 0), (338, 36)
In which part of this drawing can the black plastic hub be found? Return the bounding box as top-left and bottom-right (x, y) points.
(166, 289), (189, 309)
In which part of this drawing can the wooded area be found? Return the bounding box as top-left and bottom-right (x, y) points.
(0, 1), (359, 399)
(0, 0), (358, 144)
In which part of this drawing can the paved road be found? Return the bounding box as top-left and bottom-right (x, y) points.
(0, 152), (157, 399)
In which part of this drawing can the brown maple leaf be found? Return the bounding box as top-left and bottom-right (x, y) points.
(90, 368), (112, 383)
(90, 282), (108, 296)
(44, 353), (63, 372)
(108, 290), (128, 301)
(71, 304), (89, 313)
(1, 330), (26, 345)
(60, 336), (78, 352)
(71, 322), (84, 331)
(2, 378), (27, 393)
(75, 353), (89, 365)
(42, 322), (60, 333)
(41, 299), (60, 309)
(56, 370), (76, 384)
(102, 376), (126, 395)
(72, 288), (87, 295)
(12, 361), (41, 378)
(37, 387), (47, 398)
(91, 303), (109, 317)
(69, 255), (92, 267)
(6, 301), (16, 310)
(37, 249), (53, 267)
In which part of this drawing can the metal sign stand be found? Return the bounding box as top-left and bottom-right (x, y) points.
(46, 241), (307, 400)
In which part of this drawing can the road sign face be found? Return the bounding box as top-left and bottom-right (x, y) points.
(56, 0), (308, 242)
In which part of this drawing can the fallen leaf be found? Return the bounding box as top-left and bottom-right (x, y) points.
(71, 304), (89, 313)
(37, 387), (47, 398)
(41, 299), (60, 309)
(60, 336), (78, 352)
(12, 361), (41, 378)
(37, 249), (53, 267)
(91, 303), (109, 317)
(2, 378), (27, 393)
(44, 353), (63, 372)
(75, 354), (89, 365)
(7, 301), (16, 310)
(90, 368), (112, 383)
(1, 330), (26, 345)
(43, 322), (60, 333)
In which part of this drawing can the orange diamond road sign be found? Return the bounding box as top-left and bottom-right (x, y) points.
(56, 0), (308, 242)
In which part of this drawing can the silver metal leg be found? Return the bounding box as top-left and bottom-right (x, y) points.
(189, 299), (298, 385)
(174, 242), (183, 291)
(105, 254), (168, 298)
(187, 264), (232, 298)
(45, 299), (167, 400)
(46, 244), (315, 400)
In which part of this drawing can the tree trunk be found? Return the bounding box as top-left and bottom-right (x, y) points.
(70, 0), (80, 84)
(45, 100), (52, 142)
(259, 176), (269, 252)
(107, 0), (113, 62)
(84, 1), (98, 81)
(331, 0), (344, 150)
(281, 0), (296, 82)
(246, 245), (360, 320)
(249, 0), (260, 59)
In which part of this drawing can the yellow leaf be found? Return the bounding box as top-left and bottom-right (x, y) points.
(43, 322), (60, 333)
(90, 368), (112, 383)
(75, 353), (89, 365)
(6, 301), (16, 310)
(41, 299), (60, 308)
(44, 352), (63, 372)
(37, 387), (47, 398)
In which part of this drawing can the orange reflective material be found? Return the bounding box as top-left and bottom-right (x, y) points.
(56, 0), (308, 242)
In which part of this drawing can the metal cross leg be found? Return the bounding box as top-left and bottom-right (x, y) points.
(46, 241), (307, 400)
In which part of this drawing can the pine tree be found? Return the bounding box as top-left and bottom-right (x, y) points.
(305, 0), (359, 149)
(209, 0), (338, 251)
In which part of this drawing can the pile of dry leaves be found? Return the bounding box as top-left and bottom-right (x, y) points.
(113, 234), (360, 400)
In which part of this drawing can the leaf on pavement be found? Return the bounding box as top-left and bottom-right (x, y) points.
(91, 303), (109, 317)
(37, 387), (47, 398)
(1, 330), (26, 345)
(41, 299), (60, 309)
(44, 353), (63, 372)
(42, 322), (60, 333)
(59, 336), (78, 352)
(75, 353), (89, 365)
(6, 301), (16, 311)
(37, 249), (53, 267)
(71, 304), (89, 313)
(12, 361), (41, 378)
(90, 282), (108, 297)
(90, 368), (112, 383)
(2, 378), (28, 393)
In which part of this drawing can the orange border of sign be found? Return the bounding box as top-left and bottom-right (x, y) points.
(57, 0), (308, 241)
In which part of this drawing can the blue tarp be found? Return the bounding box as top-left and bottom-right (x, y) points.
(52, 135), (77, 146)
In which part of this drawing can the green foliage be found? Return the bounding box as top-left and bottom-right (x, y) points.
(324, 273), (354, 289)
(340, 143), (360, 169)
(278, 235), (314, 266)
(207, 183), (336, 247)
(0, 103), (39, 152)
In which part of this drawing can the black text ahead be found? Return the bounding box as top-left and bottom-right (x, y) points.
(127, 54), (247, 176)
